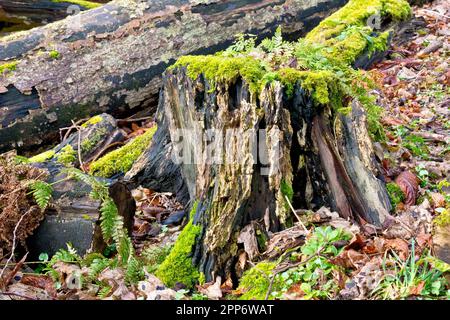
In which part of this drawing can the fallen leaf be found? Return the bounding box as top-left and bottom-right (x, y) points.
(395, 171), (419, 206)
(384, 238), (409, 261)
(330, 249), (369, 269)
(409, 281), (425, 296)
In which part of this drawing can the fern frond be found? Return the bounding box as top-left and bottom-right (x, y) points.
(125, 257), (144, 284)
(29, 180), (53, 210)
(97, 285), (112, 299)
(99, 198), (120, 242)
(117, 233), (133, 265)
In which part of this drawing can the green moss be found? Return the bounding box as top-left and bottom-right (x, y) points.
(81, 115), (103, 128)
(386, 182), (405, 209)
(51, 0), (101, 9)
(89, 126), (157, 178)
(434, 209), (450, 227)
(171, 55), (266, 95)
(306, 0), (411, 43)
(280, 178), (294, 203)
(81, 127), (107, 153)
(49, 50), (60, 59)
(155, 201), (202, 288)
(0, 61), (18, 74)
(55, 145), (77, 166)
(237, 262), (281, 300)
(29, 150), (55, 163)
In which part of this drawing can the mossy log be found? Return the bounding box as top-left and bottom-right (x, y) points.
(0, 0), (349, 153)
(26, 162), (135, 260)
(127, 0), (411, 286)
(0, 1), (106, 32)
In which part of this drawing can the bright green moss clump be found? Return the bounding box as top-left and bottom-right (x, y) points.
(434, 209), (450, 227)
(306, 0), (411, 43)
(155, 202), (202, 288)
(237, 262), (281, 300)
(49, 50), (60, 59)
(89, 126), (157, 178)
(55, 145), (77, 166)
(0, 61), (18, 74)
(29, 150), (55, 163)
(386, 182), (405, 209)
(51, 0), (101, 10)
(172, 56), (266, 95)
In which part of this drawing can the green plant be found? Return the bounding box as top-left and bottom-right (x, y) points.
(371, 240), (449, 299)
(29, 181), (53, 210)
(415, 164), (432, 188)
(142, 245), (173, 273)
(403, 135), (429, 159)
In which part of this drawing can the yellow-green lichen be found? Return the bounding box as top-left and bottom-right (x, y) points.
(434, 209), (450, 227)
(29, 150), (55, 163)
(81, 115), (103, 128)
(237, 261), (282, 300)
(55, 145), (77, 166)
(155, 201), (201, 288)
(171, 55), (266, 95)
(0, 61), (18, 74)
(89, 126), (157, 178)
(51, 0), (101, 10)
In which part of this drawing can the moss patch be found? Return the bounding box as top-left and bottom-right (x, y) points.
(171, 55), (266, 95)
(81, 127), (107, 154)
(434, 209), (450, 227)
(89, 126), (157, 178)
(237, 261), (281, 300)
(55, 144), (77, 166)
(29, 150), (55, 163)
(386, 182), (405, 209)
(155, 201), (201, 288)
(81, 115), (103, 128)
(0, 61), (18, 74)
(51, 0), (101, 10)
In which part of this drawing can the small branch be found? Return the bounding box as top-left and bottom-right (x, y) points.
(72, 120), (86, 173)
(0, 211), (30, 283)
(284, 195), (309, 234)
(0, 291), (38, 301)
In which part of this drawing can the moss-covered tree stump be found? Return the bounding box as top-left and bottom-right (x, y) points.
(127, 0), (412, 287)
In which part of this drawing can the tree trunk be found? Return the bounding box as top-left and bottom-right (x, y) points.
(0, 0), (348, 153)
(126, 0), (413, 285)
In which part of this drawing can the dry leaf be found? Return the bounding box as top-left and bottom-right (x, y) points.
(395, 171), (419, 206)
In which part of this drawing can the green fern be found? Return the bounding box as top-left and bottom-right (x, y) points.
(29, 180), (53, 210)
(125, 257), (145, 284)
(97, 285), (112, 299)
(49, 244), (81, 266)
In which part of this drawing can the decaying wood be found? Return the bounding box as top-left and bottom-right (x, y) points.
(0, 0), (348, 153)
(26, 162), (135, 259)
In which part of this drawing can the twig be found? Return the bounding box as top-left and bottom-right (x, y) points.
(0, 211), (30, 281)
(284, 195), (309, 234)
(418, 9), (450, 19)
(119, 116), (154, 123)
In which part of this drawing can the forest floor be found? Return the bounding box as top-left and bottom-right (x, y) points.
(0, 0), (449, 300)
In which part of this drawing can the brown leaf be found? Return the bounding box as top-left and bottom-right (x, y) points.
(430, 192), (445, 208)
(409, 281), (425, 296)
(330, 249), (369, 269)
(20, 274), (57, 298)
(384, 238), (409, 261)
(395, 171), (419, 206)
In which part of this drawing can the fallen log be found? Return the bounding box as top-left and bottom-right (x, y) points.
(0, 0), (348, 153)
(0, 0), (105, 32)
(126, 0), (412, 286)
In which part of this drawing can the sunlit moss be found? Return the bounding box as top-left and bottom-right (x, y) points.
(55, 144), (77, 166)
(51, 0), (101, 10)
(89, 126), (157, 178)
(155, 201), (201, 288)
(0, 61), (18, 74)
(29, 150), (55, 163)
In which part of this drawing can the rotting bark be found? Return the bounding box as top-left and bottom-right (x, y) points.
(0, 0), (348, 153)
(126, 0), (411, 285)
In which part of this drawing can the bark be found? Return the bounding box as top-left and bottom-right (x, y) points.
(132, 68), (392, 281)
(0, 0), (347, 153)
